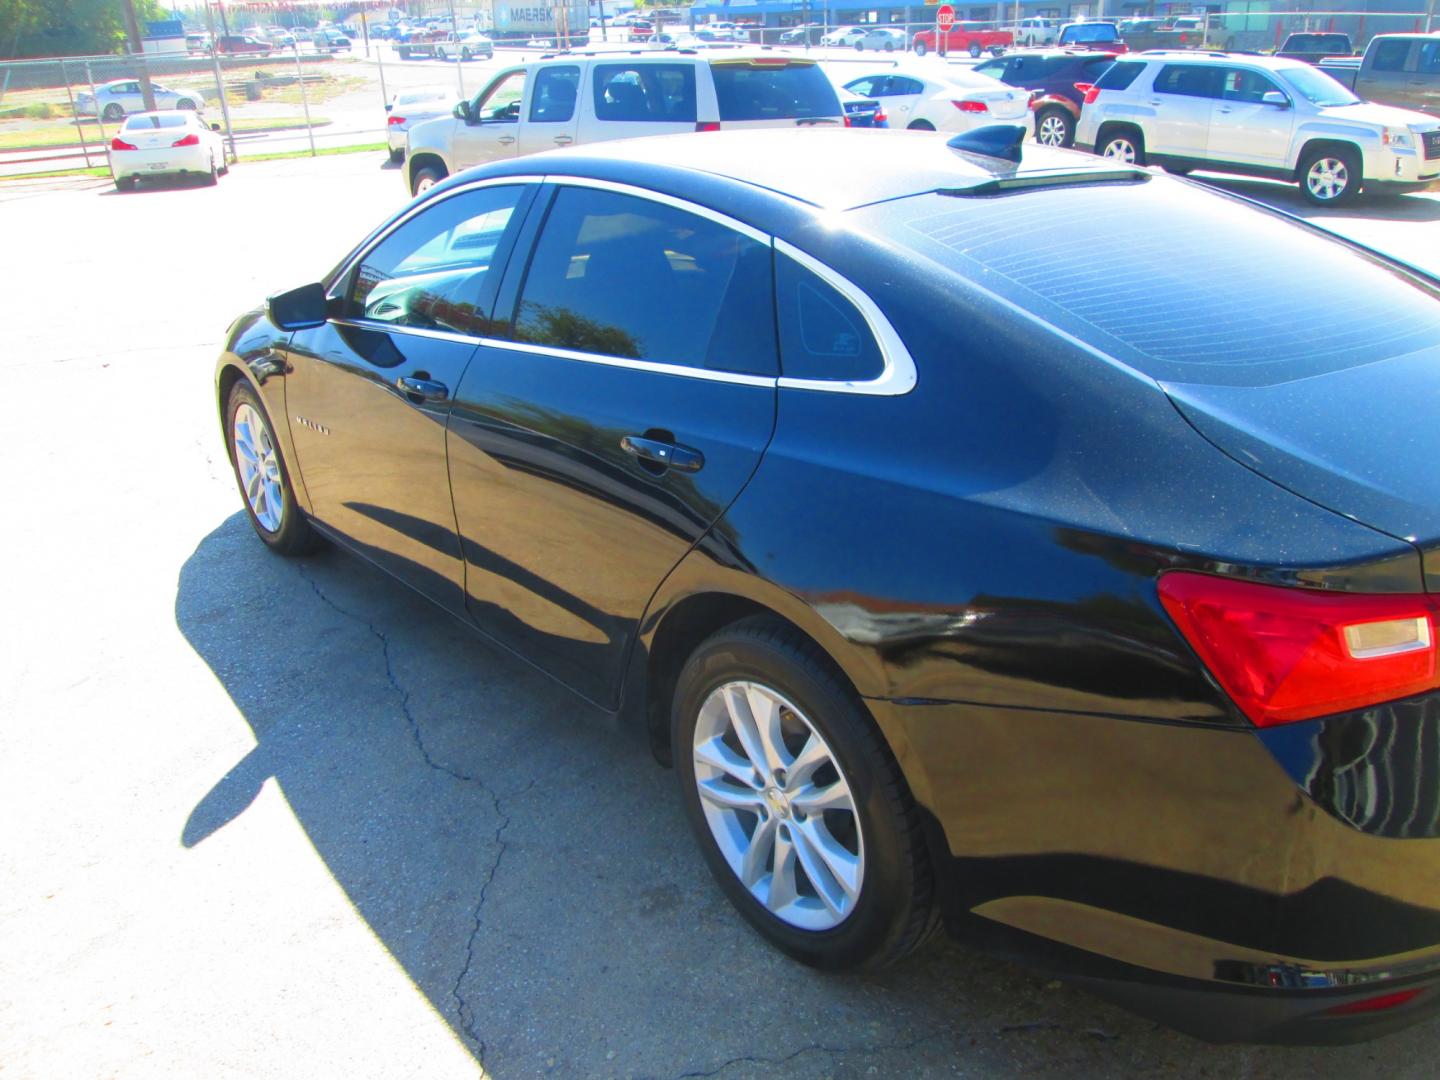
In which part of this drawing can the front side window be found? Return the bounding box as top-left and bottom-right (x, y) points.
(1372, 39), (1412, 73)
(530, 65), (579, 123)
(888, 76), (926, 96)
(593, 63), (697, 122)
(1279, 65), (1360, 106)
(348, 185), (523, 340)
(775, 252), (883, 383)
(472, 70), (526, 123)
(972, 58), (1008, 81)
(1154, 64), (1222, 99)
(1419, 39), (1440, 74)
(510, 186), (776, 375)
(1220, 68), (1283, 102)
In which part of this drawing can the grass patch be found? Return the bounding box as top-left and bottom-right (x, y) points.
(241, 141), (385, 163)
(1, 165), (110, 181)
(0, 115), (330, 151)
(0, 102), (58, 120)
(225, 73), (368, 108)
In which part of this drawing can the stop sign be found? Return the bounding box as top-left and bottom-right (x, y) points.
(936, 4), (955, 30)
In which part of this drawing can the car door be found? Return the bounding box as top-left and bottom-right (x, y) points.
(518, 63), (582, 156)
(850, 75), (925, 127)
(113, 81), (142, 112)
(1413, 39), (1440, 116)
(1145, 63), (1222, 159)
(451, 68), (527, 171)
(445, 180), (779, 707)
(1360, 38), (1416, 110)
(1206, 66), (1296, 169)
(282, 181), (535, 614)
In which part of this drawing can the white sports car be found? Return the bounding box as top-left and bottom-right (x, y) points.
(77, 79), (205, 122)
(108, 111), (227, 190)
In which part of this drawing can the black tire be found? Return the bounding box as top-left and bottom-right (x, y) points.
(855, 41), (863, 51)
(1034, 107), (1074, 148)
(410, 163), (446, 197)
(907, 119), (935, 131)
(103, 103), (123, 121)
(115, 175), (136, 191)
(914, 40), (928, 56)
(389, 146), (405, 164)
(969, 42), (982, 57)
(397, 45), (411, 59)
(224, 380), (321, 556)
(1097, 126), (1146, 166)
(1161, 162), (1192, 176)
(1298, 144), (1361, 206)
(204, 154), (219, 185)
(672, 617), (939, 972)
(884, 41), (894, 52)
(461, 46), (472, 61)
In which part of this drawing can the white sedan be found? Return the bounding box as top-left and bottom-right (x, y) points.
(386, 89), (458, 163)
(108, 111), (226, 190)
(76, 79), (204, 122)
(843, 66), (1031, 133)
(821, 26), (867, 47)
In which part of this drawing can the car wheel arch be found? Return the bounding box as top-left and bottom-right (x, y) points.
(1292, 137), (1362, 182)
(407, 152), (448, 191)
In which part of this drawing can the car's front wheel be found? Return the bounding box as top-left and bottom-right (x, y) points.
(907, 119), (935, 131)
(1035, 107), (1073, 147)
(411, 163), (446, 196)
(225, 381), (320, 555)
(102, 103), (123, 121)
(673, 618), (938, 971)
(1299, 146), (1361, 206)
(1098, 127), (1146, 165)
(914, 40), (928, 56)
(969, 42), (983, 57)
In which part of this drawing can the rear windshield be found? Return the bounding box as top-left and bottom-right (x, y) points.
(711, 62), (840, 121)
(123, 114), (188, 130)
(1287, 34), (1350, 50)
(1095, 60), (1144, 90)
(1063, 24), (1119, 42)
(871, 184), (1440, 388)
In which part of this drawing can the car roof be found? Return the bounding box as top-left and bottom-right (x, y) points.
(476, 128), (1137, 213)
(1127, 50), (1309, 70)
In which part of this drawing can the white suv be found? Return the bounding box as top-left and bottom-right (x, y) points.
(404, 51), (844, 196)
(1076, 51), (1440, 204)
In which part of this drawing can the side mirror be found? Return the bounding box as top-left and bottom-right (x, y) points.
(210, 122), (221, 131)
(267, 283), (328, 331)
(1261, 91), (1290, 108)
(453, 100), (473, 123)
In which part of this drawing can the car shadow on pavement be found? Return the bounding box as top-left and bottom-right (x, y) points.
(173, 512), (1440, 1077)
(100, 174), (221, 196)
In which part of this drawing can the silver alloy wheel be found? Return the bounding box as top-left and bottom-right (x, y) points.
(1037, 113), (1068, 146)
(415, 174), (437, 194)
(1102, 136), (1137, 163)
(1306, 156), (1350, 202)
(232, 402), (284, 532)
(692, 680), (865, 931)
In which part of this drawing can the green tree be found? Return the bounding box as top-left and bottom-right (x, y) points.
(1, 0), (168, 60)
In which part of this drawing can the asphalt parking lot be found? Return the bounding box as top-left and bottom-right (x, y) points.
(3, 151), (1439, 1079)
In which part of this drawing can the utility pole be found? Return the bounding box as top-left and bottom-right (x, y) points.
(119, 0), (158, 112)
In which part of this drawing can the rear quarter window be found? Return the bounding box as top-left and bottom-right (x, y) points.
(1094, 60), (1144, 91)
(711, 62), (840, 121)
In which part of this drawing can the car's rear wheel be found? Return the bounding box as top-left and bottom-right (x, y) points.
(1035, 107), (1073, 148)
(225, 381), (320, 556)
(969, 42), (982, 57)
(115, 175), (135, 191)
(411, 164), (446, 197)
(914, 41), (928, 56)
(102, 103), (123, 121)
(461, 46), (472, 60)
(389, 146), (405, 164)
(205, 154), (219, 185)
(1099, 127), (1146, 165)
(1299, 146), (1361, 206)
(884, 41), (894, 52)
(907, 119), (935, 131)
(673, 618), (938, 971)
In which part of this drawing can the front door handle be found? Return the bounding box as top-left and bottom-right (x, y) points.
(498, 135), (516, 145)
(396, 375), (449, 402)
(553, 134), (573, 144)
(620, 434), (704, 473)
(1217, 106), (1232, 113)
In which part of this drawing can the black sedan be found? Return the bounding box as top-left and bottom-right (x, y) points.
(217, 128), (1440, 1044)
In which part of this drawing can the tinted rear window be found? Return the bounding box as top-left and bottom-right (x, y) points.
(123, 113), (188, 129)
(875, 184), (1440, 388)
(1095, 60), (1144, 90)
(1063, 24), (1119, 42)
(711, 62), (840, 121)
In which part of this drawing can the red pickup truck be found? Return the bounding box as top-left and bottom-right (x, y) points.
(912, 22), (1013, 58)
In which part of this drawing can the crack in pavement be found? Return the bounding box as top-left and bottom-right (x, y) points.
(294, 559), (530, 1074)
(669, 1029), (950, 1078)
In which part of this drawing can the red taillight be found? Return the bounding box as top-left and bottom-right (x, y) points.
(875, 111), (887, 124)
(1078, 82), (1100, 105)
(1325, 987), (1426, 1016)
(1158, 572), (1440, 728)
(695, 121), (720, 132)
(387, 115), (406, 126)
(110, 136), (138, 151)
(843, 115), (852, 127)
(953, 99), (989, 113)
(172, 133), (200, 147)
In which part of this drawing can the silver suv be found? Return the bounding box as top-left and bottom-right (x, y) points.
(1075, 51), (1440, 204)
(404, 51), (844, 197)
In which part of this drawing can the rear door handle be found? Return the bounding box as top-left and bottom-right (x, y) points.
(1217, 106), (1232, 113)
(396, 375), (449, 402)
(498, 135), (516, 145)
(620, 435), (704, 473)
(553, 134), (573, 144)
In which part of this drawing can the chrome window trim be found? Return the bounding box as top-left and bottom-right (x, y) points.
(479, 336), (777, 388)
(330, 317), (482, 348)
(326, 174), (547, 302)
(544, 175), (771, 245)
(773, 239), (918, 397)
